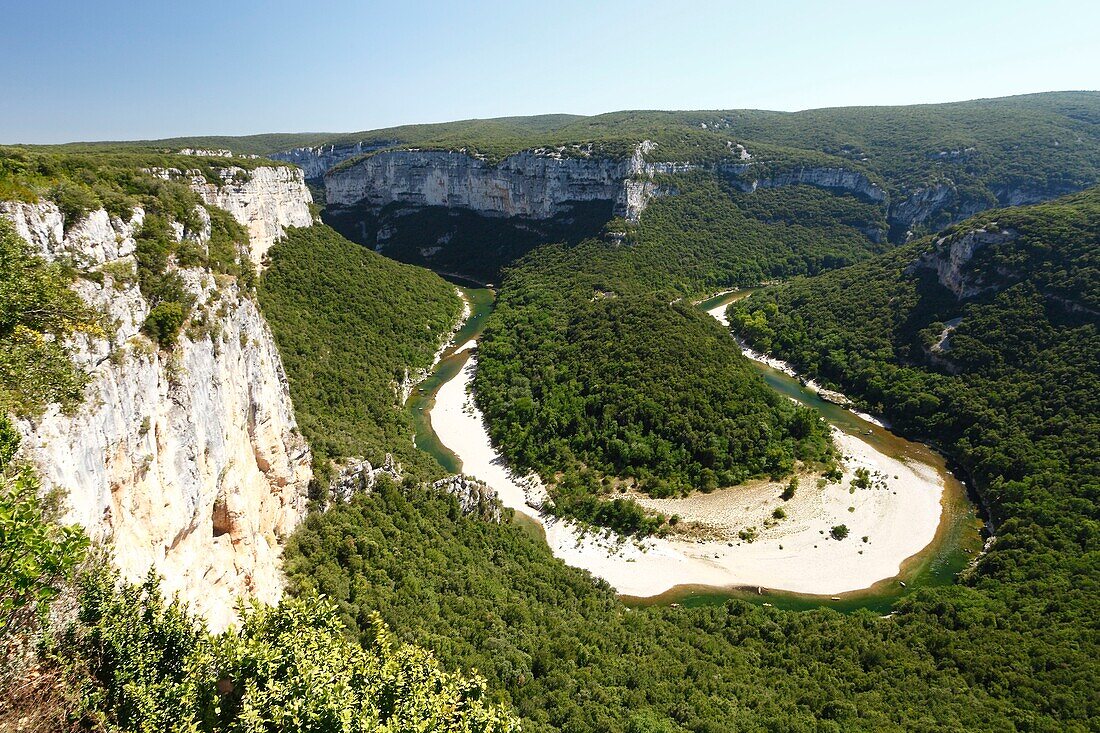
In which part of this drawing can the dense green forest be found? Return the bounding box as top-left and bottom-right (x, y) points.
(476, 286), (834, 533)
(285, 480), (1096, 732)
(278, 187), (1099, 732)
(470, 173), (889, 532)
(257, 224), (462, 489)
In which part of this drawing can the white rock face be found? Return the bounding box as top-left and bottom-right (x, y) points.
(158, 165), (314, 269)
(272, 142), (390, 179)
(910, 227), (1019, 299)
(326, 149), (641, 218)
(724, 164), (887, 202)
(3, 196), (312, 632)
(323, 144), (889, 224)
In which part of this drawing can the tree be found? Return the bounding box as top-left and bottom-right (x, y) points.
(0, 465), (88, 638)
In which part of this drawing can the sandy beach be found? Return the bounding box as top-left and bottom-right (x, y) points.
(430, 342), (946, 597)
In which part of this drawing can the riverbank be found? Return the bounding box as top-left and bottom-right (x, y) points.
(430, 343), (948, 597)
(707, 300), (887, 426)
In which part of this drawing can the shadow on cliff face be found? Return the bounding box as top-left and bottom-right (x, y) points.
(322, 200), (614, 283)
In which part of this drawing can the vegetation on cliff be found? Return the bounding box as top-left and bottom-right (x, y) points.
(0, 203), (511, 731)
(257, 224), (463, 489)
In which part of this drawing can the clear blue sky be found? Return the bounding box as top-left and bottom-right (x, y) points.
(3, 0), (1098, 143)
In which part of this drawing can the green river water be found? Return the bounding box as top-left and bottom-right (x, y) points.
(408, 286), (985, 614)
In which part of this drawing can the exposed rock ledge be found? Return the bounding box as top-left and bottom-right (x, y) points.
(328, 457), (503, 523)
(153, 165), (314, 269)
(909, 227), (1019, 299)
(320, 144), (886, 225)
(3, 195), (312, 632)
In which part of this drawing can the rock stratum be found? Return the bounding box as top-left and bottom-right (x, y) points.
(290, 141), (1078, 241)
(157, 165), (315, 268)
(2, 166), (314, 631)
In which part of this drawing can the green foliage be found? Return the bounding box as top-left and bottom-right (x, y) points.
(730, 189), (1100, 554)
(49, 179), (101, 227)
(478, 288), (832, 533)
(471, 184), (844, 532)
(0, 218), (97, 416)
(830, 524), (850, 540)
(142, 302), (186, 348)
(56, 568), (517, 732)
(285, 483), (1098, 732)
(257, 225), (462, 485)
(725, 188), (1100, 723)
(0, 465), (88, 638)
(0, 145), (285, 208)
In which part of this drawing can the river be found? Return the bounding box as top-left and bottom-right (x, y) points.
(408, 286), (984, 613)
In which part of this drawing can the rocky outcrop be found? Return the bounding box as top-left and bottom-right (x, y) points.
(909, 227), (1019, 299)
(328, 458), (501, 522)
(889, 183), (979, 235)
(324, 142), (892, 227)
(326, 148), (645, 219)
(722, 164), (887, 203)
(157, 165), (314, 269)
(432, 475), (502, 523)
(329, 454), (402, 504)
(3, 195), (312, 632)
(888, 181), (1082, 239)
(272, 142), (393, 180)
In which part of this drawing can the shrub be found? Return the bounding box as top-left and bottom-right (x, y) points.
(55, 568), (518, 732)
(780, 477), (798, 501)
(49, 180), (100, 228)
(143, 302), (186, 348)
(0, 464), (88, 639)
(830, 524), (850, 540)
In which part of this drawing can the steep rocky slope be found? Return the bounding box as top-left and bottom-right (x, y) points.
(158, 164), (314, 268)
(1, 168), (315, 630)
(321, 144), (884, 225)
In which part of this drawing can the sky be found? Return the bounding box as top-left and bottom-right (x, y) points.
(3, 0), (1098, 144)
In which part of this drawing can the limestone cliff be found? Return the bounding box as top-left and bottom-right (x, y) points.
(305, 141), (1083, 244)
(3, 187), (312, 631)
(325, 148), (647, 220)
(272, 142), (392, 180)
(321, 144), (889, 226)
(156, 165), (314, 269)
(908, 227), (1019, 299)
(721, 164), (887, 202)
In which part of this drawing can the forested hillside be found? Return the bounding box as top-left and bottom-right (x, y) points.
(283, 184), (1099, 733)
(285, 478), (1095, 732)
(257, 224), (462, 487)
(472, 182), (861, 533)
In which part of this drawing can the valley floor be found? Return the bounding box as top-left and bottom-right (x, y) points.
(430, 340), (946, 597)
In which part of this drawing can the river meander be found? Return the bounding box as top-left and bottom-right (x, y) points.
(408, 286), (984, 613)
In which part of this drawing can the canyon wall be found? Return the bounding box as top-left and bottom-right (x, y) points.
(2, 171), (314, 631)
(272, 142), (391, 180)
(320, 144), (888, 226)
(161, 165), (314, 268)
(285, 141), (1077, 242)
